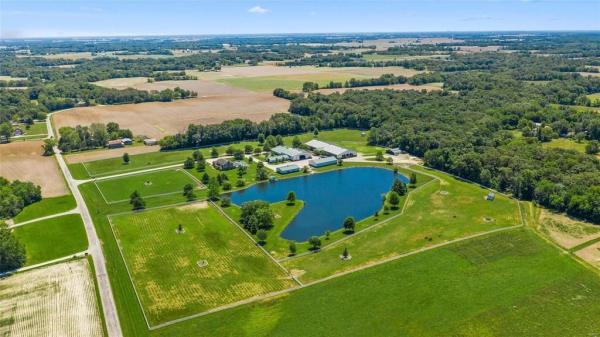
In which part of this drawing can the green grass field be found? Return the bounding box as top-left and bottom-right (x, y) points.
(291, 128), (385, 155)
(12, 194), (76, 223)
(542, 138), (588, 153)
(151, 229), (600, 337)
(12, 214), (88, 265)
(283, 167), (521, 282)
(95, 169), (200, 203)
(218, 72), (362, 91)
(109, 204), (296, 325)
(587, 92), (600, 104)
(9, 122), (48, 140)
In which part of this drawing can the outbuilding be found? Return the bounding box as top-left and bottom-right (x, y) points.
(121, 137), (133, 145)
(309, 156), (338, 168)
(143, 138), (158, 146)
(387, 148), (404, 156)
(107, 139), (124, 149)
(305, 140), (356, 159)
(271, 146), (311, 161)
(276, 164), (300, 174)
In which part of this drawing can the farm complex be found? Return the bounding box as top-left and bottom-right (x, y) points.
(1, 24), (600, 337)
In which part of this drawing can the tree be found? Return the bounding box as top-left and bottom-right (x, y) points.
(289, 241), (297, 256)
(201, 173), (210, 185)
(240, 201), (274, 233)
(122, 152), (130, 165)
(313, 128), (319, 137)
(183, 183), (195, 201)
(388, 191), (400, 209)
(292, 136), (302, 148)
(256, 167), (269, 181)
(244, 144), (253, 154)
(342, 247), (349, 259)
(386, 157), (393, 165)
(586, 141), (599, 155)
(258, 133), (265, 144)
(221, 196), (231, 207)
(256, 229), (267, 245)
(208, 178), (220, 201)
(196, 159), (206, 172)
(222, 182), (232, 191)
(211, 147), (219, 158)
(130, 190), (146, 210)
(183, 157), (194, 169)
(41, 139), (55, 156)
(308, 236), (322, 251)
(409, 172), (417, 186)
(276, 135), (284, 146)
(391, 178), (408, 196)
(375, 150), (384, 161)
(226, 146), (234, 155)
(287, 191), (296, 205)
(343, 216), (356, 233)
(0, 222), (26, 272)
(177, 224), (183, 234)
(192, 150), (202, 162)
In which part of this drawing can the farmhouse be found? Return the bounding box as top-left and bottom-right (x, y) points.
(309, 156), (338, 168)
(271, 146), (311, 161)
(213, 158), (235, 171)
(387, 148), (404, 155)
(107, 139), (124, 149)
(276, 164), (300, 174)
(305, 140), (357, 159)
(143, 138), (158, 146)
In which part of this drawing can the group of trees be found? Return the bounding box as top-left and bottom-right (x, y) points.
(149, 71), (197, 82)
(239, 200), (274, 234)
(0, 177), (42, 219)
(58, 122), (133, 152)
(0, 222), (26, 272)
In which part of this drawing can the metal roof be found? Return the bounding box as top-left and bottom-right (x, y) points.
(271, 146), (306, 158)
(305, 140), (354, 156)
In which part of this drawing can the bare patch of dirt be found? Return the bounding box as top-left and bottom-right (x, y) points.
(540, 210), (600, 249)
(575, 241), (600, 269)
(0, 141), (68, 197)
(177, 201), (209, 211)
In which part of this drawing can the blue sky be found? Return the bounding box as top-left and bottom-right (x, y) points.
(1, 0), (598, 38)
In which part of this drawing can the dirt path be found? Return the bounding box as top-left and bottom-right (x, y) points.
(9, 208), (79, 228)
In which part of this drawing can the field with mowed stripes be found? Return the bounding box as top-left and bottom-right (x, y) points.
(0, 259), (104, 337)
(109, 202), (296, 326)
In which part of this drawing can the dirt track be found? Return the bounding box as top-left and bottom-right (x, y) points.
(0, 141), (69, 197)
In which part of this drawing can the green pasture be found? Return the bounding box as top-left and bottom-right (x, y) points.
(217, 72), (369, 92)
(283, 167), (522, 282)
(109, 204), (296, 325)
(12, 214), (88, 266)
(12, 194), (76, 223)
(95, 169), (200, 203)
(542, 138), (588, 154)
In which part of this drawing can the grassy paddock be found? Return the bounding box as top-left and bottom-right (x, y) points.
(283, 166), (521, 282)
(12, 194), (76, 223)
(109, 203), (296, 326)
(152, 229), (600, 337)
(542, 138), (588, 154)
(94, 169), (200, 203)
(12, 214), (88, 265)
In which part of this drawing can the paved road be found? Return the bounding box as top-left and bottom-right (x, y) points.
(47, 115), (123, 337)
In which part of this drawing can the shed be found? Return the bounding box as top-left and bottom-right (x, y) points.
(121, 137), (133, 145)
(143, 138), (158, 146)
(309, 156), (338, 168)
(276, 164), (300, 174)
(107, 139), (124, 149)
(13, 128), (23, 136)
(486, 192), (495, 201)
(387, 148), (404, 156)
(267, 155), (287, 163)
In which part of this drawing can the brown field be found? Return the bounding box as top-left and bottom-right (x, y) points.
(187, 65), (330, 80)
(53, 80), (289, 139)
(306, 37), (462, 50)
(580, 72), (600, 78)
(315, 83), (443, 94)
(0, 259), (104, 337)
(0, 141), (68, 197)
(576, 241), (600, 269)
(0, 75), (28, 81)
(539, 210), (600, 249)
(64, 145), (160, 164)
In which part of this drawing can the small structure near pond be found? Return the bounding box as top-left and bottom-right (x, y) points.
(276, 164), (300, 174)
(309, 156), (337, 168)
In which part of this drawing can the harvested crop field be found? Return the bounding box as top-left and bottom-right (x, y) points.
(316, 83), (443, 94)
(539, 210), (600, 249)
(53, 81), (289, 139)
(0, 141), (68, 197)
(65, 145), (159, 164)
(0, 259), (104, 337)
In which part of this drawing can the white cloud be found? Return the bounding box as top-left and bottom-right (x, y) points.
(248, 6), (269, 14)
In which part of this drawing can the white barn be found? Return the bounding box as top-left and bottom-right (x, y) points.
(305, 140), (357, 159)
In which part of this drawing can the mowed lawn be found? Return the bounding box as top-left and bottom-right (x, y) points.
(12, 194), (76, 223)
(95, 169), (200, 203)
(542, 138), (588, 154)
(153, 229), (600, 337)
(290, 128), (385, 155)
(12, 214), (88, 265)
(283, 167), (522, 282)
(109, 203), (296, 325)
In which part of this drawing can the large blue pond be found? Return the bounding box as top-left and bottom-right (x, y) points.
(229, 167), (408, 241)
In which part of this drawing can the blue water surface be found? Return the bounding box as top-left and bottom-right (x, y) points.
(229, 167), (408, 241)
